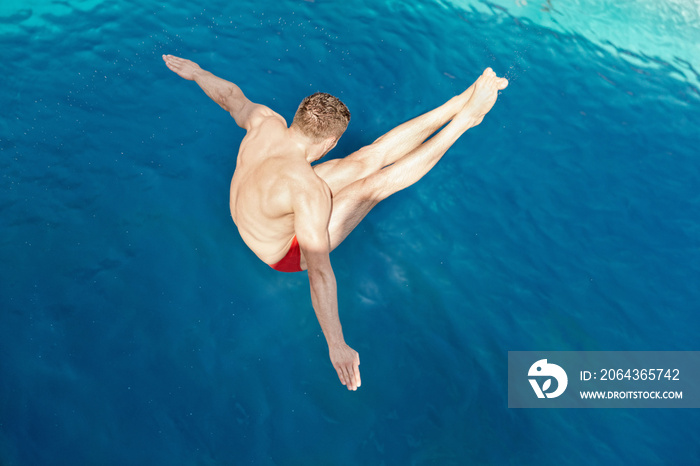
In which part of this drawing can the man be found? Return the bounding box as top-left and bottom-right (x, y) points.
(163, 54), (508, 391)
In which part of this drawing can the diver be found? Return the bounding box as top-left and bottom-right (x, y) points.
(163, 54), (508, 391)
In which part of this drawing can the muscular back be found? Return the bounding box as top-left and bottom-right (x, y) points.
(229, 112), (324, 265)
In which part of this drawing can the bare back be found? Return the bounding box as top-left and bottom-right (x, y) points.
(229, 111), (324, 265)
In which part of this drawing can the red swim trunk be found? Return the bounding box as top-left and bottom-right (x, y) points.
(269, 236), (303, 273)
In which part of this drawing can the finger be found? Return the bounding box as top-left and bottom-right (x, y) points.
(498, 77), (509, 90)
(354, 362), (361, 389)
(335, 366), (347, 386)
(350, 366), (359, 390)
(342, 365), (355, 390)
(343, 366), (356, 391)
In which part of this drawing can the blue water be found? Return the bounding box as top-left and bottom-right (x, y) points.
(2, 0), (699, 464)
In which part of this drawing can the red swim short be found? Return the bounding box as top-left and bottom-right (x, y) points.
(269, 236), (303, 273)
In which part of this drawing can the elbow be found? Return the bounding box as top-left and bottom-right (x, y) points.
(217, 86), (238, 113)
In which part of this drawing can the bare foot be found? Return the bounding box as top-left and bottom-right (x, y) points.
(459, 68), (508, 126)
(162, 54), (202, 81)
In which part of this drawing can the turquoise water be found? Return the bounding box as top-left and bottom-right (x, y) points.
(2, 0), (699, 464)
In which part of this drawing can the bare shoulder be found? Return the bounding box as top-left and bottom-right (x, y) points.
(288, 166), (332, 213)
(241, 104), (287, 130)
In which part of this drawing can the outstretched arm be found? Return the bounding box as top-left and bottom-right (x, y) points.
(162, 54), (273, 130)
(293, 182), (361, 391)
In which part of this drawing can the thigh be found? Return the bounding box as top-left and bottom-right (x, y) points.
(326, 178), (379, 251)
(313, 145), (385, 195)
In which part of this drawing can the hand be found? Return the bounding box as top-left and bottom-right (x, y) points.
(329, 342), (361, 391)
(162, 54), (202, 81)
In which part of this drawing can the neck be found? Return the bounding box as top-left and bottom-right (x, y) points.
(288, 126), (330, 163)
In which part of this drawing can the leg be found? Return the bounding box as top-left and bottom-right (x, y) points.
(326, 69), (508, 250)
(314, 82), (477, 195)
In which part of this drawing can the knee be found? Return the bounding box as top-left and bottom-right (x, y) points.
(358, 176), (391, 204)
(352, 146), (384, 168)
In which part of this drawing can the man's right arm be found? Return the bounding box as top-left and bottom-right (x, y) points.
(162, 54), (279, 130)
(293, 181), (361, 391)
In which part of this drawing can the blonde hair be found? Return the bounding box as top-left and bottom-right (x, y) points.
(291, 92), (350, 141)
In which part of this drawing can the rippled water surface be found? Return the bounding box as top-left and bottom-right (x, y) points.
(2, 0), (699, 464)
